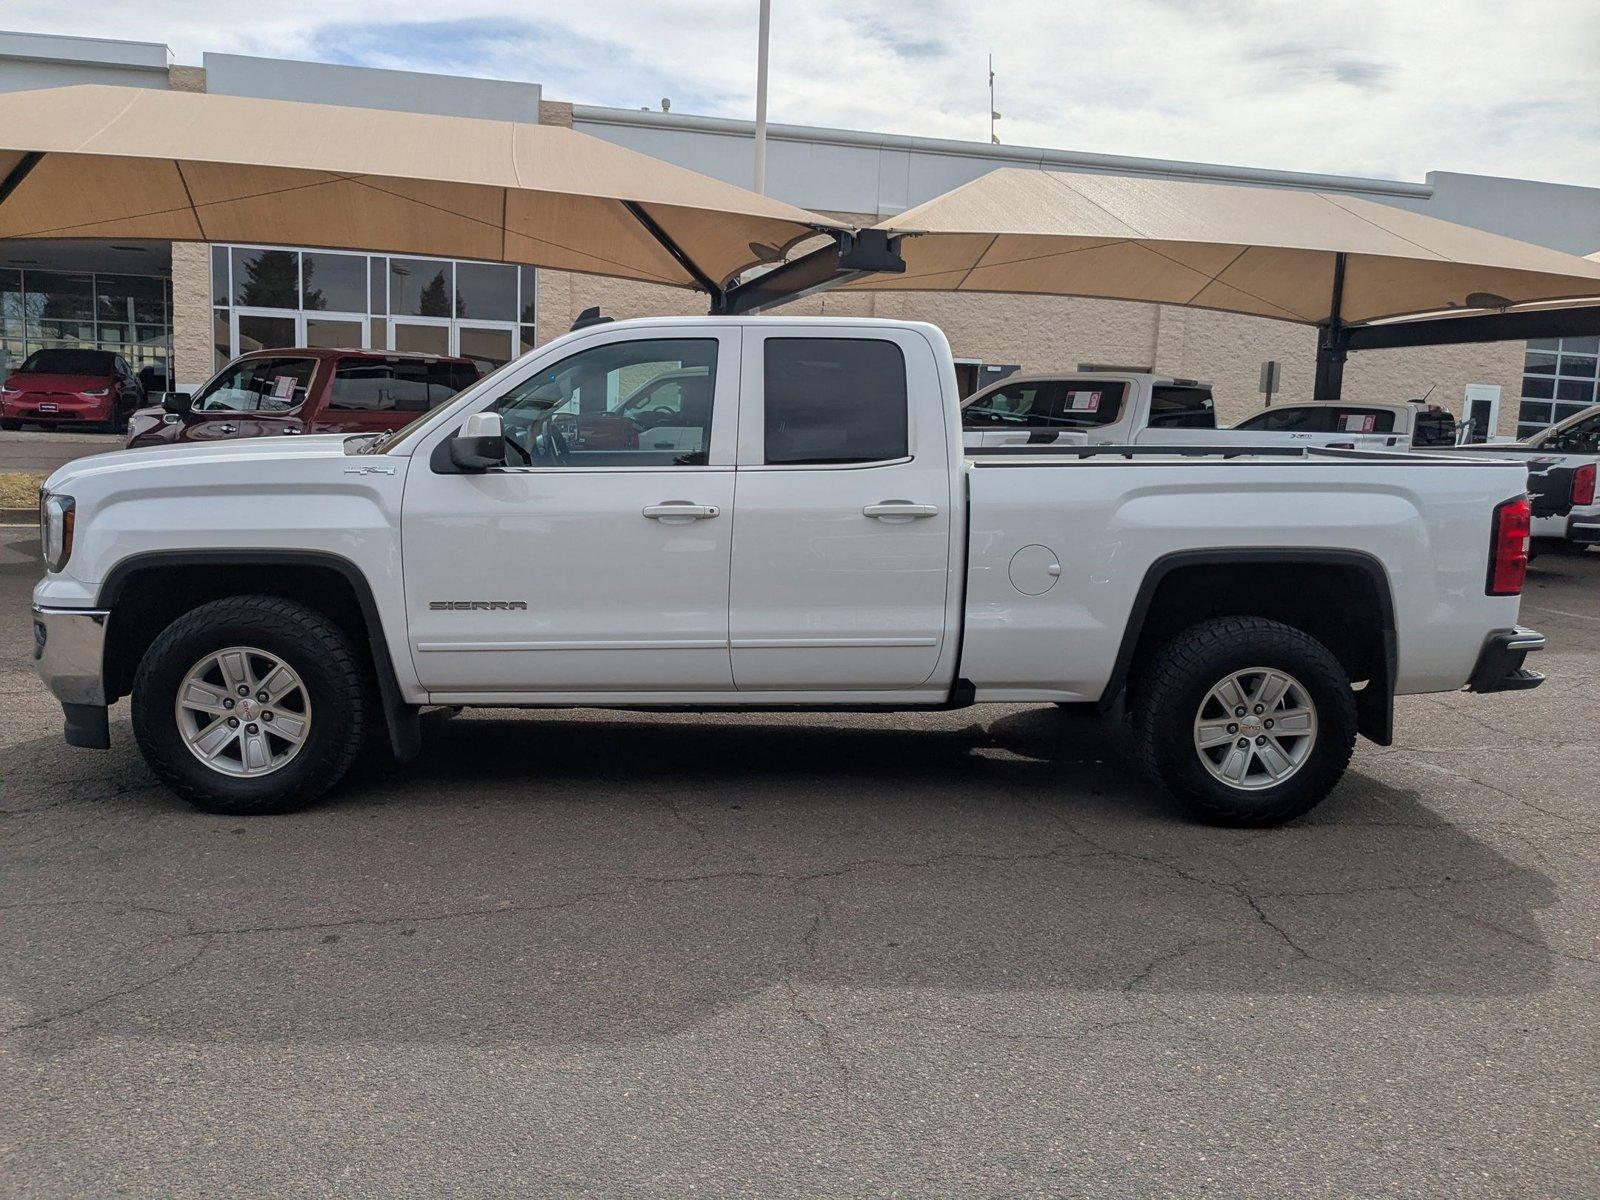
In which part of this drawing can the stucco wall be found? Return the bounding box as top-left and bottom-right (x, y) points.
(530, 269), (1524, 435)
(170, 241), (213, 388)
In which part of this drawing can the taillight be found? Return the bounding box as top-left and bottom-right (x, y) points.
(1487, 494), (1531, 596)
(1572, 463), (1597, 508)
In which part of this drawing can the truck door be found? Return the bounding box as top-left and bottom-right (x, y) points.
(729, 329), (954, 691)
(401, 327), (741, 694)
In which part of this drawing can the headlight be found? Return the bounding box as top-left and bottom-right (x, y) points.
(40, 492), (75, 572)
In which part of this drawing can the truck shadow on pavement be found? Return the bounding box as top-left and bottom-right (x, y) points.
(0, 704), (1571, 1046)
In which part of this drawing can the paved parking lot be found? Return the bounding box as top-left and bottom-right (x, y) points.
(2, 525), (1596, 1197)
(0, 430), (123, 476)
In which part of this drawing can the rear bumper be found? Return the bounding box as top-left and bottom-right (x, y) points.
(31, 605), (111, 748)
(2, 397), (115, 424)
(1568, 516), (1600, 546)
(1466, 626), (1546, 693)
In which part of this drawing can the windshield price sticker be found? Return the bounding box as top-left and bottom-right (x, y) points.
(271, 375), (297, 400)
(1068, 390), (1101, 411)
(1341, 413), (1376, 432)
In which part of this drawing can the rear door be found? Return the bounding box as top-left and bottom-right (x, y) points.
(729, 328), (954, 692)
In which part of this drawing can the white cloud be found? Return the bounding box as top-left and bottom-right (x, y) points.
(6, 0), (1598, 185)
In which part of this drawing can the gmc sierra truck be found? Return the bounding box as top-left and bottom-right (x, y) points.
(32, 317), (1546, 826)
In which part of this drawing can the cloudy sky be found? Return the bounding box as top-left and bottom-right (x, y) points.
(7, 1), (1598, 186)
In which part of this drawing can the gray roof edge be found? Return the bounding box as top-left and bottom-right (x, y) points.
(573, 105), (1434, 200)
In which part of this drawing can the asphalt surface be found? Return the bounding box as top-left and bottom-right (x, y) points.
(0, 430), (124, 476)
(2, 526), (1597, 1198)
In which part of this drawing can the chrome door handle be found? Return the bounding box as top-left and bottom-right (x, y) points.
(643, 502), (720, 521)
(862, 502), (939, 521)
(216, 424), (237, 434)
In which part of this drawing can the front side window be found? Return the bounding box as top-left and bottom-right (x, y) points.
(1149, 385), (1216, 430)
(489, 338), (717, 467)
(193, 356), (317, 413)
(764, 338), (908, 464)
(328, 358), (476, 413)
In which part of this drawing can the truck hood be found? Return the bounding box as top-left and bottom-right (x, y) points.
(43, 433), (357, 492)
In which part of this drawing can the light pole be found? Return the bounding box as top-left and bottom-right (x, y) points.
(754, 0), (770, 194)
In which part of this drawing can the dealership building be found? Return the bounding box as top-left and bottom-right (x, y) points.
(1, 28), (1598, 437)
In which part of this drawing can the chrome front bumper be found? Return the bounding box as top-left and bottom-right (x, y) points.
(32, 605), (111, 748)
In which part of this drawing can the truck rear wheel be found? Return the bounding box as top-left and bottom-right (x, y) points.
(1132, 616), (1356, 826)
(131, 596), (369, 815)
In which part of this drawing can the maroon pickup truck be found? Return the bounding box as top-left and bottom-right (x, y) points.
(126, 348), (481, 448)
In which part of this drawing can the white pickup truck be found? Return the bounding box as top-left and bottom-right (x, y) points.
(32, 317), (1547, 827)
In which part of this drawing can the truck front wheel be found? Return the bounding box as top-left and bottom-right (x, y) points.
(131, 596), (369, 815)
(1132, 616), (1356, 826)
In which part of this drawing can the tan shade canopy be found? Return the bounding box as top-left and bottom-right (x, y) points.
(0, 85), (843, 290)
(853, 168), (1600, 326)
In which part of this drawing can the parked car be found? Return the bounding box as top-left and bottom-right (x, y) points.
(34, 317), (1544, 826)
(0, 348), (145, 432)
(125, 348), (480, 448)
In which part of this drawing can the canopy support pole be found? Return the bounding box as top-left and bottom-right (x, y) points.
(716, 229), (906, 315)
(1313, 251), (1349, 400)
(621, 200), (724, 303)
(0, 151), (43, 209)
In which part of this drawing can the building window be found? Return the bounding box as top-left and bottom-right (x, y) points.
(0, 265), (172, 388)
(209, 244), (536, 377)
(1518, 337), (1599, 439)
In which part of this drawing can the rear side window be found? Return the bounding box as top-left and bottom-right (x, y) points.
(1149, 385), (1216, 429)
(328, 359), (477, 412)
(963, 380), (1125, 429)
(764, 338), (908, 464)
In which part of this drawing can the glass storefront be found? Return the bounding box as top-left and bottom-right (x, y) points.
(0, 267), (173, 388)
(211, 245), (537, 374)
(1518, 336), (1600, 439)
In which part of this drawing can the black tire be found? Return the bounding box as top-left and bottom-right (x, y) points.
(0, 419), (19, 431)
(1132, 616), (1356, 827)
(132, 596), (369, 815)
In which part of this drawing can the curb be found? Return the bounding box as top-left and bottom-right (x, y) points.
(1, 508), (36, 524)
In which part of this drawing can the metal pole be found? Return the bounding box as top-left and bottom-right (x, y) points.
(988, 55), (995, 144)
(754, 0), (770, 194)
(1313, 251), (1348, 401)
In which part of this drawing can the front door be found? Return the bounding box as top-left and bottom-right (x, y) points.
(402, 328), (741, 695)
(729, 328), (955, 692)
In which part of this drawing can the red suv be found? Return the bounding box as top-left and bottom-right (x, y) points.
(1, 348), (146, 432)
(126, 348), (481, 448)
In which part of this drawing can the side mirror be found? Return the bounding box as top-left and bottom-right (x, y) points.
(449, 411), (506, 471)
(161, 391), (193, 415)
